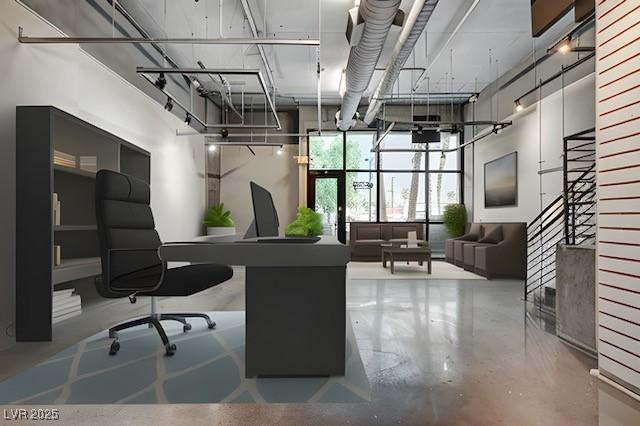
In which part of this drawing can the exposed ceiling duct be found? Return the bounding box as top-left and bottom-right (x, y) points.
(336, 0), (403, 131)
(364, 0), (440, 125)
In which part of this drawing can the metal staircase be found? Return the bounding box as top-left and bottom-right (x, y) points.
(563, 128), (596, 246)
(525, 129), (596, 314)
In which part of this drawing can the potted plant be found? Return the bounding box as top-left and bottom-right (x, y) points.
(203, 203), (236, 236)
(443, 204), (467, 237)
(285, 207), (323, 237)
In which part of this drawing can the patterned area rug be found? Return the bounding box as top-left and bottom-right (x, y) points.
(0, 312), (369, 404)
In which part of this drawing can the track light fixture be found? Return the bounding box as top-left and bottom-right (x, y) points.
(164, 97), (173, 111)
(184, 113), (192, 125)
(276, 145), (284, 156)
(558, 41), (571, 54)
(468, 94), (478, 103)
(154, 72), (167, 89)
(514, 100), (524, 112)
(492, 123), (508, 135)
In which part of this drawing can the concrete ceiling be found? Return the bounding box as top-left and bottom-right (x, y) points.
(125, 0), (571, 104)
(21, 0), (574, 110)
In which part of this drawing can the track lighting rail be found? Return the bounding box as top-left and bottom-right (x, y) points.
(137, 67), (282, 130)
(514, 51), (595, 109)
(17, 27), (319, 46)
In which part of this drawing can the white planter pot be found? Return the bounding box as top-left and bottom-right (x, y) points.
(206, 227), (236, 236)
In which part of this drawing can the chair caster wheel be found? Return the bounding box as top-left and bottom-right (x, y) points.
(183, 323), (192, 332)
(165, 343), (177, 356)
(207, 321), (216, 329)
(109, 341), (120, 355)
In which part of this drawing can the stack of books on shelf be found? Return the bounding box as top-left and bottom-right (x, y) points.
(53, 150), (76, 168)
(52, 192), (61, 226)
(79, 156), (97, 172)
(52, 289), (81, 324)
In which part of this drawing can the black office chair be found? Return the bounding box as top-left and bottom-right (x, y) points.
(94, 170), (233, 356)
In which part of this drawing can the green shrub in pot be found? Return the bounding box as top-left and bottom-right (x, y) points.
(443, 204), (466, 237)
(285, 207), (323, 237)
(203, 203), (236, 236)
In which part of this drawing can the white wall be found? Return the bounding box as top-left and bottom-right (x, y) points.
(220, 145), (299, 236)
(595, 0), (640, 398)
(469, 73), (596, 223)
(0, 2), (207, 350)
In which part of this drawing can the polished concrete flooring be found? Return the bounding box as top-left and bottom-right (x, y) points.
(1, 264), (637, 424)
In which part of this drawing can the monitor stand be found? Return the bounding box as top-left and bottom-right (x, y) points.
(244, 220), (257, 239)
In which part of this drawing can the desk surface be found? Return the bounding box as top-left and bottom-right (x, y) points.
(159, 235), (350, 267)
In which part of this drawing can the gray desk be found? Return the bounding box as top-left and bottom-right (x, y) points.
(159, 236), (350, 377)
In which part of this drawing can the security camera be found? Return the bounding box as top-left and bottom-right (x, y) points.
(221, 128), (229, 138)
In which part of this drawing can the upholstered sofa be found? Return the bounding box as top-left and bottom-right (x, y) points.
(445, 222), (526, 279)
(349, 222), (424, 261)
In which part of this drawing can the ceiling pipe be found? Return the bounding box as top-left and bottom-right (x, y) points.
(372, 121), (512, 153)
(196, 60), (242, 120)
(363, 0), (440, 125)
(336, 0), (403, 131)
(239, 0), (276, 92)
(412, 0), (479, 92)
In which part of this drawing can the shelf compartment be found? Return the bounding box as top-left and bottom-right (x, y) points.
(54, 225), (97, 231)
(53, 164), (96, 179)
(53, 257), (101, 286)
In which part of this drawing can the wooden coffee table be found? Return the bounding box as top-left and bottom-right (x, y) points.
(381, 245), (432, 274)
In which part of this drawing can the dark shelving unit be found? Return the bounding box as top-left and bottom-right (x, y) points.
(16, 106), (150, 341)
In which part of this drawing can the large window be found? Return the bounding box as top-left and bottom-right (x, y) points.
(307, 130), (463, 255)
(344, 132), (377, 223)
(346, 171), (377, 222)
(309, 134), (343, 170)
(428, 133), (461, 221)
(379, 132), (426, 170)
(380, 172), (426, 221)
(346, 132), (376, 169)
(428, 173), (460, 220)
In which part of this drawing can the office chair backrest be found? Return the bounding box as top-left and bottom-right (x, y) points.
(95, 170), (162, 296)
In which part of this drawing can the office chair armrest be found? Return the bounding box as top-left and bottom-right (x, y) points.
(106, 248), (168, 296)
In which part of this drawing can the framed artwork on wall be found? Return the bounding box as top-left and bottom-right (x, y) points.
(484, 152), (517, 208)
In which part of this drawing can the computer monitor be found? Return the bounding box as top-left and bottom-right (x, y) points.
(247, 181), (279, 238)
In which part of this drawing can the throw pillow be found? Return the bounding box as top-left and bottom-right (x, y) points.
(479, 225), (503, 244)
(462, 223), (482, 241)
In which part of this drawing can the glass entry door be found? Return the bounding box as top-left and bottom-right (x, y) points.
(308, 172), (346, 243)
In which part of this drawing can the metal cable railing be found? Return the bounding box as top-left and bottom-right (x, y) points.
(525, 128), (596, 311)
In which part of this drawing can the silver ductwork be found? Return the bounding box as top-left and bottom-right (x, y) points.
(336, 0), (403, 131)
(364, 0), (439, 125)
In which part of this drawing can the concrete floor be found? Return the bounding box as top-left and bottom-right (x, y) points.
(0, 265), (635, 425)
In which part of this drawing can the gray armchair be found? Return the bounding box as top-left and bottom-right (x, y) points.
(445, 223), (481, 263)
(445, 222), (526, 280)
(474, 223), (526, 279)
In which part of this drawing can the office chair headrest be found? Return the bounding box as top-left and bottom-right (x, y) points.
(96, 169), (150, 205)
